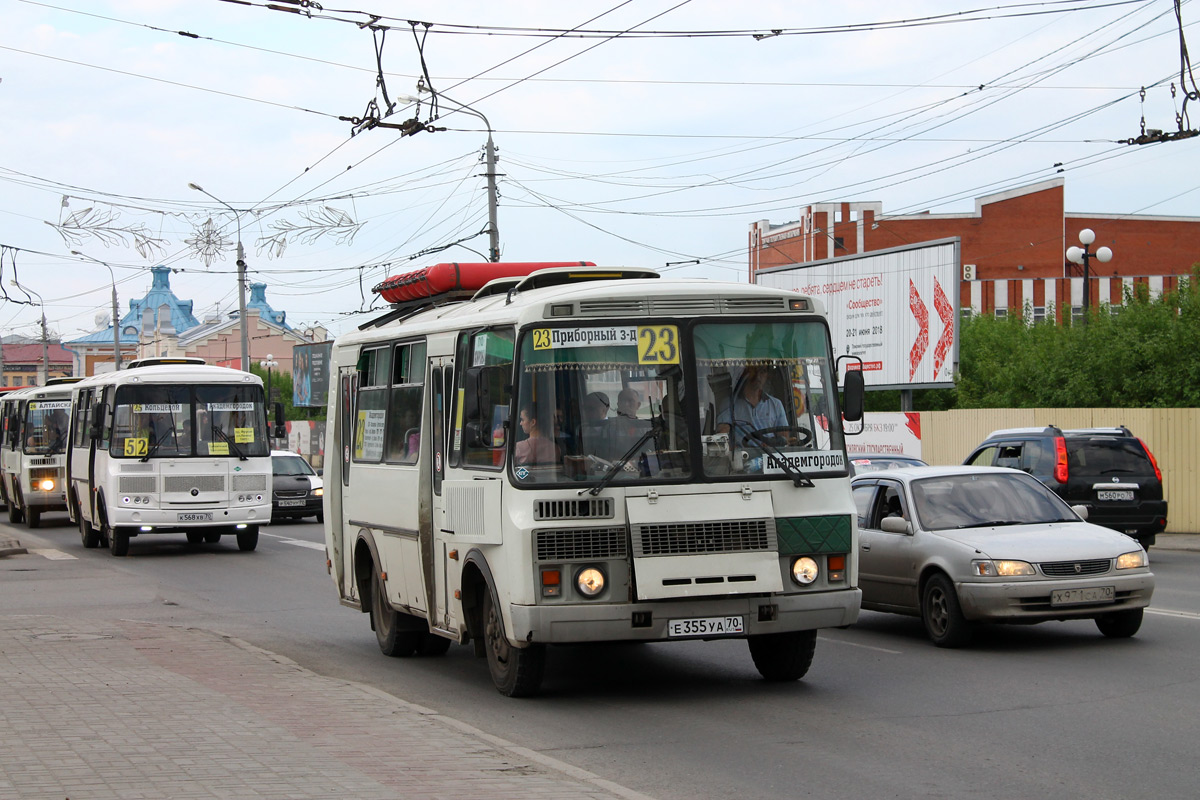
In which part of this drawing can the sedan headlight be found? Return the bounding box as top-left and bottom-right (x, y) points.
(971, 559), (1036, 577)
(313, 487), (323, 497)
(1116, 550), (1147, 570)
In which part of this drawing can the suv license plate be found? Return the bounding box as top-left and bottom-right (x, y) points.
(278, 499), (305, 507)
(1096, 490), (1134, 501)
(667, 616), (744, 638)
(178, 512), (213, 522)
(1051, 586), (1115, 607)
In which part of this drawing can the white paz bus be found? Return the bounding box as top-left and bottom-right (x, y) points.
(0, 377), (81, 527)
(67, 358), (284, 556)
(326, 263), (865, 696)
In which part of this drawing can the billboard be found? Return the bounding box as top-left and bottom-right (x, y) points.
(292, 342), (333, 408)
(756, 238), (960, 389)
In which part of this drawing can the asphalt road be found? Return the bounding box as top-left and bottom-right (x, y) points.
(4, 512), (1199, 800)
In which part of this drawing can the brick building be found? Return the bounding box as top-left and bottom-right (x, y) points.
(749, 178), (1200, 321)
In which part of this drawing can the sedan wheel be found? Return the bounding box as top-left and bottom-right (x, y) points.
(921, 573), (971, 647)
(1095, 608), (1143, 638)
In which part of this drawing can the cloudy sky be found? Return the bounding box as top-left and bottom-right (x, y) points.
(2, 0), (1197, 343)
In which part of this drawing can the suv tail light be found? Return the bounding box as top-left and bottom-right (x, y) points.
(1138, 438), (1162, 483)
(1053, 436), (1069, 483)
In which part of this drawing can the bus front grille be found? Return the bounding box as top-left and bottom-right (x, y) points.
(534, 497), (614, 521)
(119, 476), (157, 494)
(164, 475), (225, 493)
(535, 527), (628, 561)
(232, 474), (267, 491)
(633, 519), (771, 556)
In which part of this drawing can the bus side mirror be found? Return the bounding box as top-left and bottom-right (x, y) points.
(272, 402), (287, 439)
(88, 402), (105, 440)
(462, 366), (482, 424)
(841, 369), (865, 423)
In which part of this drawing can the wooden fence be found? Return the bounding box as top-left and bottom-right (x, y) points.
(918, 408), (1198, 534)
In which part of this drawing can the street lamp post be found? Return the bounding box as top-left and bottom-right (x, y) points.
(399, 91), (501, 261)
(259, 353), (278, 437)
(71, 250), (123, 372)
(1066, 228), (1114, 323)
(188, 183), (250, 371)
(10, 280), (49, 384)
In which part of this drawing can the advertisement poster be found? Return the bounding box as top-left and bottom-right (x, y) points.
(293, 342), (333, 408)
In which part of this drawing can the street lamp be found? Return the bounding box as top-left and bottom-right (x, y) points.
(188, 182), (250, 371)
(1066, 228), (1113, 322)
(400, 90), (501, 262)
(71, 250), (123, 372)
(9, 280), (49, 385)
(259, 351), (278, 417)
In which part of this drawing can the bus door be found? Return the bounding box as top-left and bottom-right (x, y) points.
(329, 366), (357, 597)
(427, 357), (456, 632)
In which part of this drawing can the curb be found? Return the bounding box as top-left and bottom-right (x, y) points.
(0, 535), (27, 558)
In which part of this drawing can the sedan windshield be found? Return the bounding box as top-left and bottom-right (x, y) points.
(910, 472), (1075, 530)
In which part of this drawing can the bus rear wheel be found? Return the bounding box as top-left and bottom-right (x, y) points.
(370, 570), (419, 657)
(79, 512), (102, 549)
(186, 531), (204, 544)
(748, 629), (817, 682)
(204, 532), (221, 544)
(482, 589), (545, 697)
(8, 489), (24, 524)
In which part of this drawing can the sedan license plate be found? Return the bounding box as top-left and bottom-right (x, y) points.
(178, 512), (213, 522)
(667, 616), (744, 638)
(1051, 586), (1115, 607)
(277, 499), (305, 507)
(1096, 490), (1134, 501)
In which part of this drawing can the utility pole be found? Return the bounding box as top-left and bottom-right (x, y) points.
(484, 131), (500, 262)
(40, 313), (49, 385)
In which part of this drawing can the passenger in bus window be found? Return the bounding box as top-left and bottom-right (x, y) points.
(514, 404), (559, 465)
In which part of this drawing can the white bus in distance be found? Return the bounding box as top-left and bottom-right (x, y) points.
(326, 263), (866, 696)
(0, 377), (81, 527)
(67, 357), (284, 556)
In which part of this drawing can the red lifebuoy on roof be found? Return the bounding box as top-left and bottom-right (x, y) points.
(373, 262), (595, 303)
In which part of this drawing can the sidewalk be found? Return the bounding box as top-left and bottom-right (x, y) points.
(0, 614), (652, 800)
(0, 530), (25, 558)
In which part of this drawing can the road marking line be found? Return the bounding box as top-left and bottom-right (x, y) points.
(30, 548), (77, 560)
(818, 635), (902, 654)
(259, 532), (325, 551)
(1147, 607), (1200, 620)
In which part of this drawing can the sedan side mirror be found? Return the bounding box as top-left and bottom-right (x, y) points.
(880, 516), (912, 534)
(1070, 504), (1089, 520)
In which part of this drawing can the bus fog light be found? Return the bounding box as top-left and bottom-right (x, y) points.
(541, 569), (561, 597)
(39, 478), (55, 491)
(791, 557), (819, 585)
(122, 496), (131, 504)
(827, 554), (846, 582)
(140, 526), (153, 531)
(575, 566), (605, 597)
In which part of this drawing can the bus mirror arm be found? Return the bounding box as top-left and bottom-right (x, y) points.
(273, 402), (287, 439)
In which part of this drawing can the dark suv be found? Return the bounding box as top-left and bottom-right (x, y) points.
(964, 426), (1166, 549)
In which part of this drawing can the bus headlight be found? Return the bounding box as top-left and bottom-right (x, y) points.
(791, 556), (819, 585)
(575, 566), (606, 597)
(39, 478), (55, 491)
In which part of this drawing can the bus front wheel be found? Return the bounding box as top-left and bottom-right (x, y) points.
(79, 512), (102, 549)
(8, 488), (24, 524)
(108, 527), (130, 557)
(482, 589), (545, 697)
(236, 526), (259, 552)
(26, 507), (41, 528)
(747, 629), (817, 682)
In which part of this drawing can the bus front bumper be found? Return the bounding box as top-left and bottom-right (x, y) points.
(109, 504), (270, 529)
(509, 588), (861, 644)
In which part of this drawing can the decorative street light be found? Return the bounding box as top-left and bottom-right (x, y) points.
(259, 352), (279, 431)
(188, 183), (250, 371)
(1066, 228), (1113, 322)
(10, 280), (49, 385)
(71, 250), (123, 372)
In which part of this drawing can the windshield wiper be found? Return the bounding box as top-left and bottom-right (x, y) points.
(957, 519), (1027, 529)
(743, 424), (814, 488)
(139, 428), (175, 462)
(581, 418), (662, 497)
(211, 426), (248, 461)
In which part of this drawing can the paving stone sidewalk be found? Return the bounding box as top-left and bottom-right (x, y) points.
(0, 615), (651, 800)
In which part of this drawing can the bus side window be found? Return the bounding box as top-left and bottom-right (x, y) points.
(454, 328), (514, 469)
(385, 340), (425, 465)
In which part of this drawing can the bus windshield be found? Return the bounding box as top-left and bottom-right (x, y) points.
(512, 318), (847, 487)
(112, 384), (268, 459)
(24, 399), (72, 455)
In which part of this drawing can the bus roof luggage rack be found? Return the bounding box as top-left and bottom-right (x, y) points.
(122, 357), (208, 369)
(504, 267), (659, 300)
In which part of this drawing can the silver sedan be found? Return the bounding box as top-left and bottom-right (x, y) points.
(851, 465), (1154, 646)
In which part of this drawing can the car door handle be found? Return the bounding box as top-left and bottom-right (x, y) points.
(861, 544), (871, 551)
